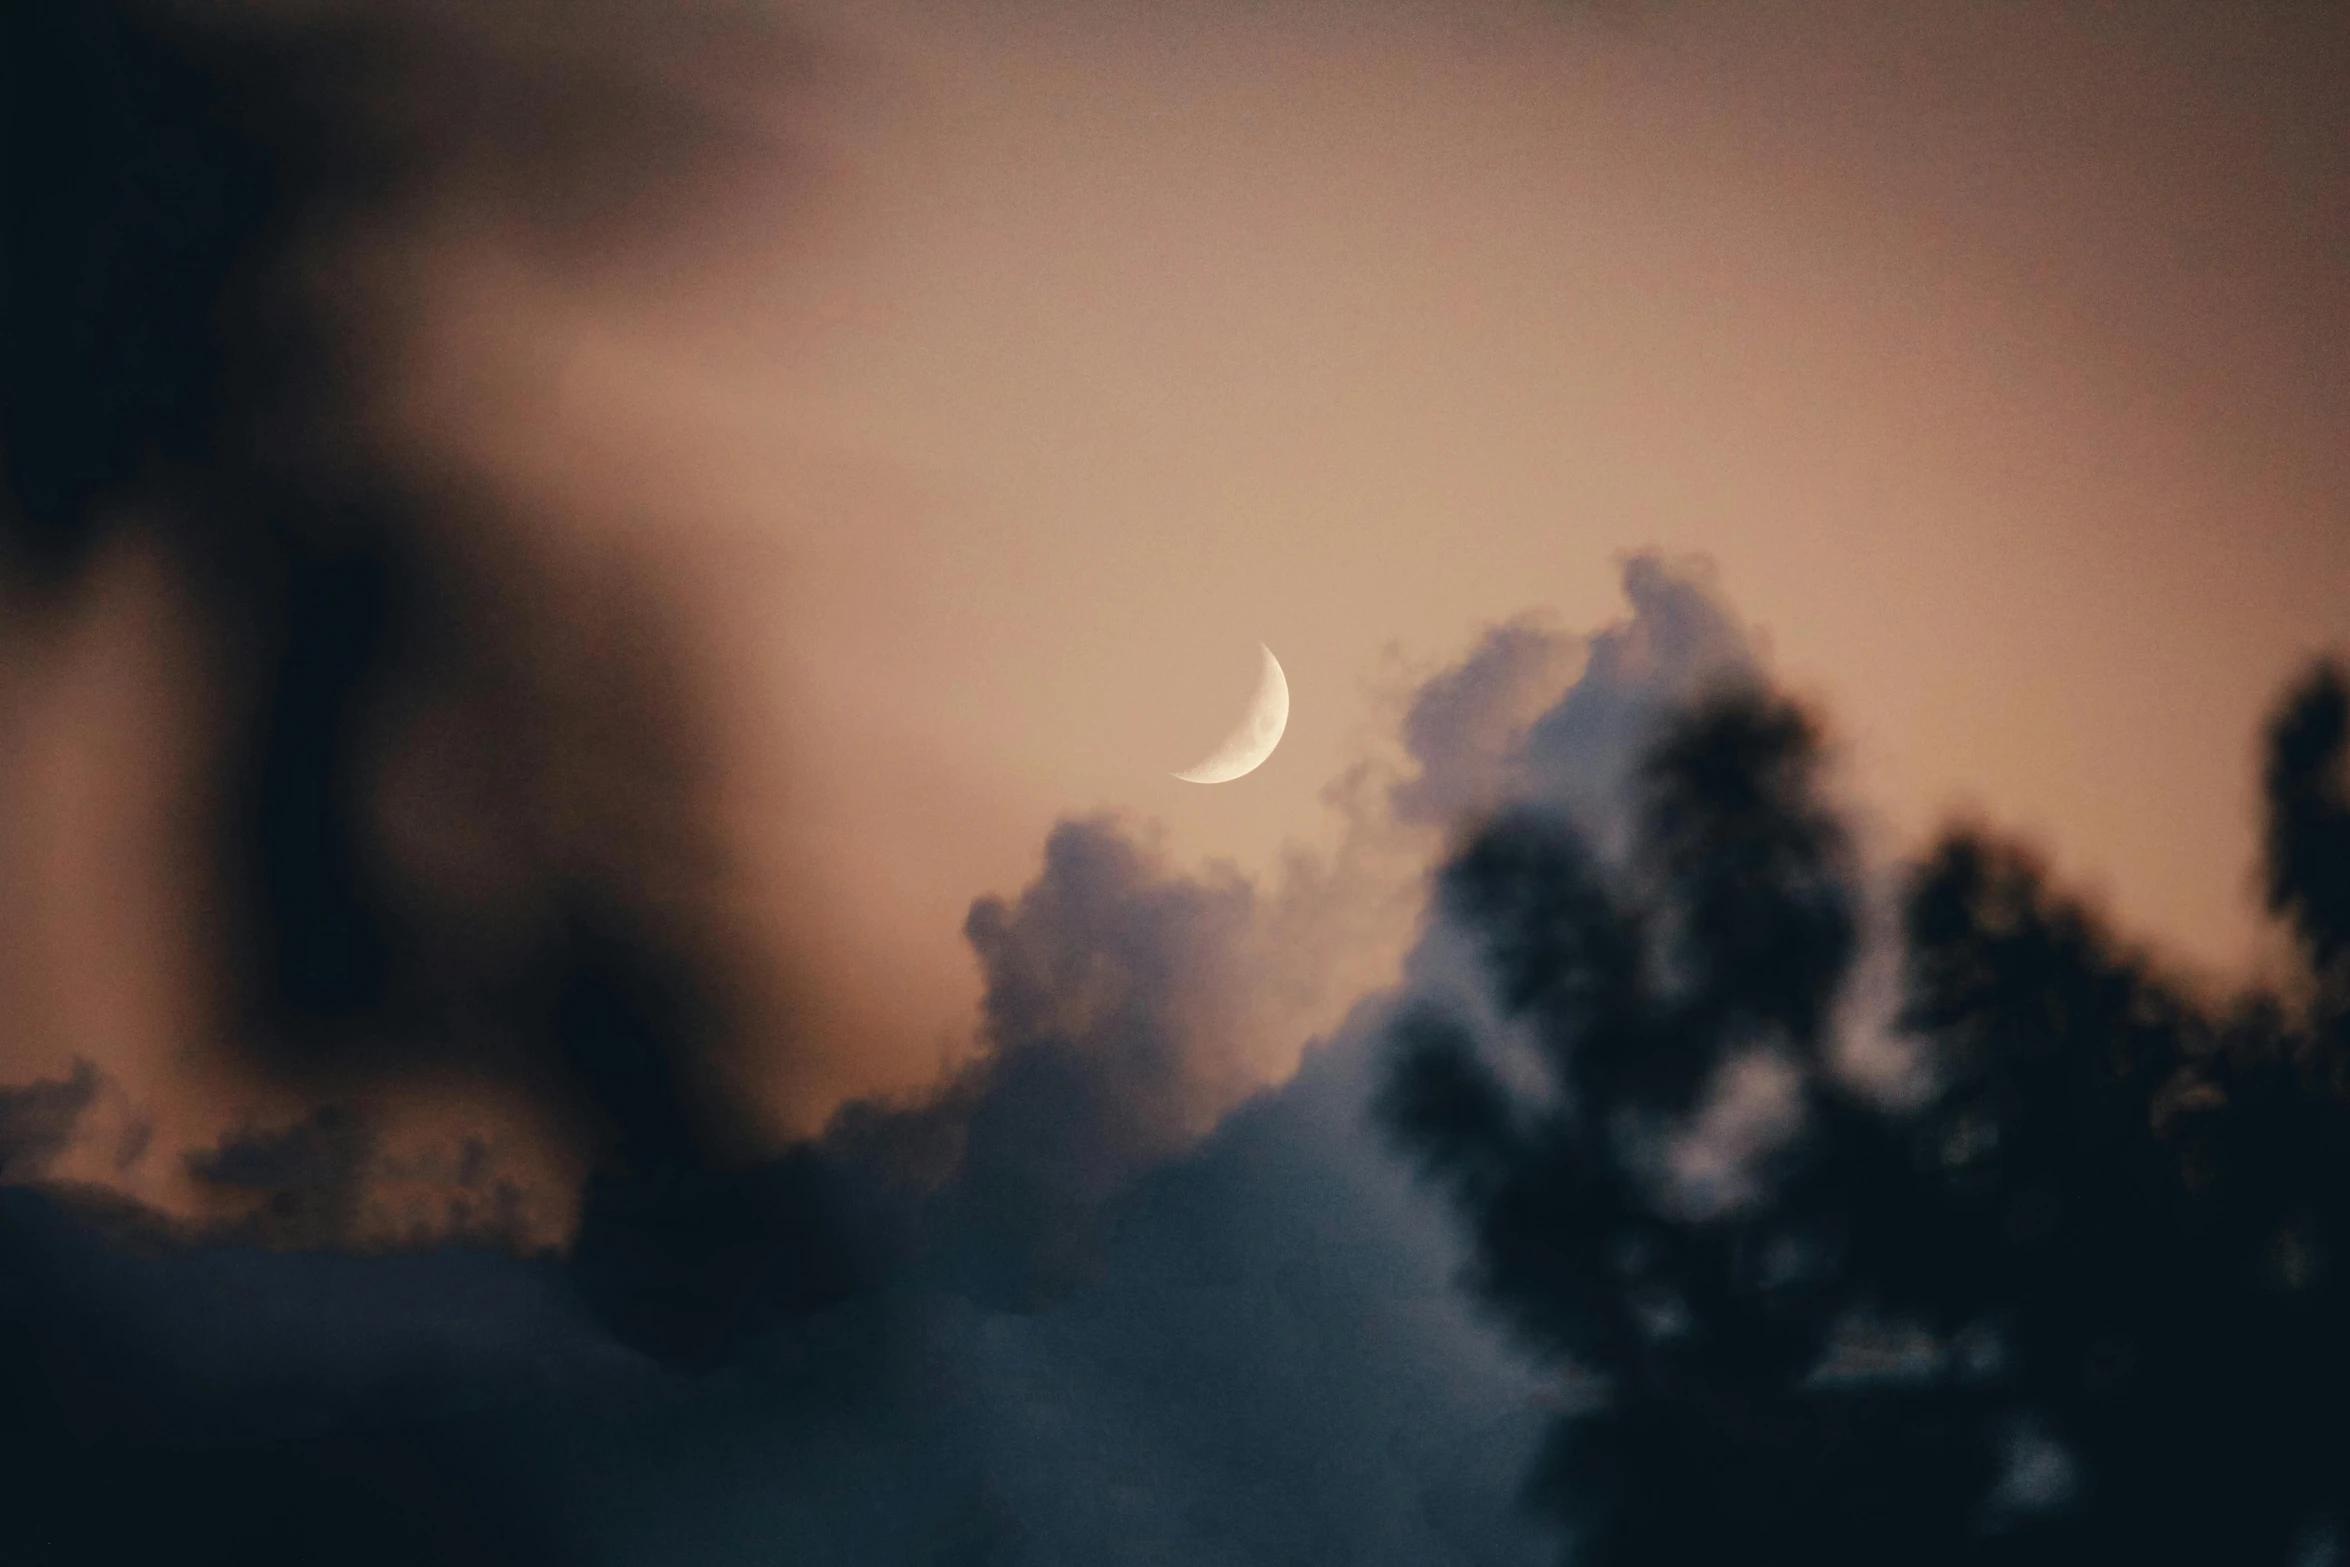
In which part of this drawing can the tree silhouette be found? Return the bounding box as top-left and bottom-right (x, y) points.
(1383, 663), (2350, 1565)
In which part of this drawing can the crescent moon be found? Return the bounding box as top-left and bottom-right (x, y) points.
(1174, 644), (1290, 783)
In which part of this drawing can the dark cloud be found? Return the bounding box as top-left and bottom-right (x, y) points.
(0, 1179), (642, 1566)
(576, 567), (1770, 1562)
(0, 285), (1805, 1561)
(175, 1100), (552, 1251)
(944, 1024), (1551, 1566)
(0, 797), (1553, 1564)
(502, 1011), (1553, 1567)
(0, 1061), (100, 1181)
(2, 547), (1711, 1554)
(186, 1101), (378, 1249)
(0, 17), (1595, 1553)
(54, 541), (2348, 1566)
(826, 819), (1263, 1311)
(21, 54), (2334, 1557)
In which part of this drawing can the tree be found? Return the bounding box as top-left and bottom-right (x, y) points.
(1383, 663), (2350, 1565)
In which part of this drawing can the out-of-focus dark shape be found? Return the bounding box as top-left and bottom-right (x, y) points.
(0, 0), (861, 1349)
(1385, 659), (2350, 1565)
(0, 0), (793, 1073)
(0, 2), (886, 1556)
(0, 0), (798, 577)
(2266, 661), (2350, 1021)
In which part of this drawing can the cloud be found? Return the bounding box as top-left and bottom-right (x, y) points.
(647, 556), (1772, 1557)
(0, 5), (1685, 1560)
(0, 1177), (642, 1565)
(963, 818), (1262, 1147)
(499, 1006), (1556, 1567)
(1388, 554), (1756, 846)
(0, 793), (1558, 1562)
(945, 1019), (1554, 1566)
(1518, 552), (1759, 832)
(1394, 552), (1789, 1144)
(0, 1061), (100, 1182)
(7, 59), (1788, 1528)
(0, 549), (1777, 1561)
(1392, 616), (1581, 830)
(820, 817), (1272, 1311)
(185, 1102), (377, 1249)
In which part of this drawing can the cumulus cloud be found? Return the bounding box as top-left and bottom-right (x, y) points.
(1392, 615), (1581, 830)
(944, 1022), (1552, 1566)
(1518, 551), (1760, 834)
(0, 544), (1763, 1561)
(674, 554), (1780, 1558)
(845, 819), (1262, 1307)
(611, 557), (1774, 1558)
(0, 4), (1837, 1561)
(1393, 554), (1798, 1162)
(748, 1020), (1552, 1567)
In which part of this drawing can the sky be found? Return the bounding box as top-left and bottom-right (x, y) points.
(378, 0), (2350, 1113)
(0, 1), (2345, 1562)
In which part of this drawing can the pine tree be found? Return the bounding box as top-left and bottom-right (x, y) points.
(1384, 663), (2350, 1565)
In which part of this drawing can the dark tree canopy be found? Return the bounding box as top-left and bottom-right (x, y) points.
(1383, 664), (2350, 1565)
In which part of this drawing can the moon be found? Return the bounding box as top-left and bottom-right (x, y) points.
(1174, 644), (1290, 783)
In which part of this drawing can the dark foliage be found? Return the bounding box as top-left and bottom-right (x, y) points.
(1384, 665), (2350, 1564)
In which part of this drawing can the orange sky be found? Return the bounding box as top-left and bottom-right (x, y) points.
(404, 0), (2347, 1092)
(5, 0), (2346, 1155)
